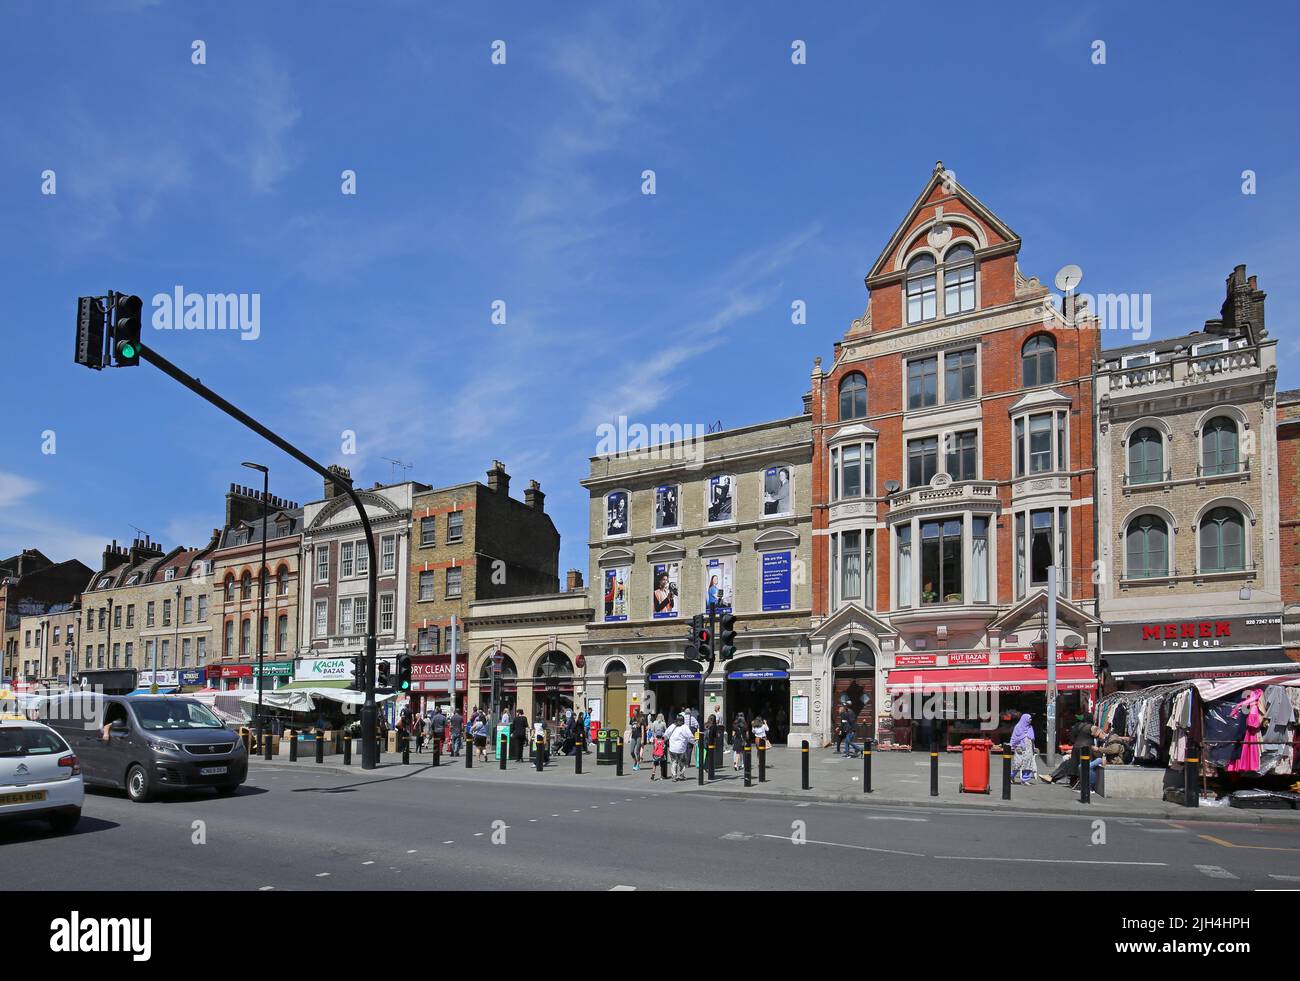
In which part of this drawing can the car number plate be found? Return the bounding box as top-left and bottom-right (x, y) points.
(0, 790), (48, 805)
(199, 766), (228, 776)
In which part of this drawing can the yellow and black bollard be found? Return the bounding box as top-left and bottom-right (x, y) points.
(1079, 747), (1092, 804)
(743, 743), (752, 788)
(930, 742), (939, 797)
(801, 740), (810, 790)
(863, 739), (873, 794)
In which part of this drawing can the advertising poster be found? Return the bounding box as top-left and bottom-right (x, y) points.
(605, 491), (629, 537)
(707, 474), (734, 524)
(762, 466), (792, 517)
(603, 566), (629, 622)
(654, 485), (679, 530)
(652, 561), (680, 618)
(703, 554), (735, 613)
(761, 550), (792, 611)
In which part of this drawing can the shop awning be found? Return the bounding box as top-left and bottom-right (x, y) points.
(277, 680), (351, 690)
(887, 664), (1096, 692)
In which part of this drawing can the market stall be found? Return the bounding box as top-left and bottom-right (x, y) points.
(1095, 674), (1300, 806)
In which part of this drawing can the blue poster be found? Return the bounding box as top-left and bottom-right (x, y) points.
(761, 551), (792, 611)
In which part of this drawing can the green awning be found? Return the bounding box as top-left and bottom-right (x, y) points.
(277, 680), (351, 690)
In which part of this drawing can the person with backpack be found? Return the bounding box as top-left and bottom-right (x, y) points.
(649, 726), (667, 780)
(666, 713), (696, 781)
(470, 715), (490, 763)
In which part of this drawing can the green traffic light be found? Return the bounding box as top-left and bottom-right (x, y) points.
(120, 341), (136, 358)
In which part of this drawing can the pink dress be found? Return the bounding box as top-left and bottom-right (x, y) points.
(1227, 689), (1264, 773)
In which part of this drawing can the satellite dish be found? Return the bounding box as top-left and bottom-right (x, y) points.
(884, 479), (901, 494)
(1054, 264), (1083, 292)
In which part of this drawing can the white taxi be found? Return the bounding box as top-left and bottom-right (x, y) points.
(0, 720), (83, 833)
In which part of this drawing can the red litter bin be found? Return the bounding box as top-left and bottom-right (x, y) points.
(959, 738), (992, 794)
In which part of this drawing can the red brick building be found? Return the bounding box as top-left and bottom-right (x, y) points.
(1278, 390), (1300, 661)
(806, 163), (1101, 749)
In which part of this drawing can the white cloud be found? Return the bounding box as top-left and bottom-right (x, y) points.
(0, 473), (38, 509)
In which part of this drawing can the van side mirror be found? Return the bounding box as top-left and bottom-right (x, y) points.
(112, 720), (129, 732)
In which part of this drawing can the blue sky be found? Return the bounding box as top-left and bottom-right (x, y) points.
(1, 0), (1297, 579)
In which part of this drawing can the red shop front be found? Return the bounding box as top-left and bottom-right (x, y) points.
(205, 663), (253, 692)
(409, 655), (467, 713)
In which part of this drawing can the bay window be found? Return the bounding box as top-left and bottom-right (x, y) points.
(830, 529), (872, 609)
(920, 518), (963, 604)
(1015, 507), (1069, 598)
(831, 441), (874, 501)
(1013, 409), (1069, 476)
(895, 526), (912, 609)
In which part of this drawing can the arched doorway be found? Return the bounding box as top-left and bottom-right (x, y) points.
(532, 650), (574, 723)
(724, 654), (791, 744)
(604, 661), (628, 728)
(832, 640), (876, 743)
(644, 658), (702, 722)
(478, 653), (518, 721)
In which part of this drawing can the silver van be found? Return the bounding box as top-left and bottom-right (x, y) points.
(43, 694), (247, 802)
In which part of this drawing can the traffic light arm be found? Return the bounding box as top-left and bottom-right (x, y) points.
(129, 340), (382, 769)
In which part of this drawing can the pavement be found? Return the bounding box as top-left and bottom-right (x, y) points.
(245, 742), (1300, 825)
(6, 757), (1300, 891)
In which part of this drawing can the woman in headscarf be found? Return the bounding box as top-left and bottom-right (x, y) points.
(1010, 713), (1037, 785)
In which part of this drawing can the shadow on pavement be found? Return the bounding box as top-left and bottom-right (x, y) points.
(0, 813), (119, 846)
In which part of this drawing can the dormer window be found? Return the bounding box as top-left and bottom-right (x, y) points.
(906, 255), (937, 324)
(942, 244), (976, 314)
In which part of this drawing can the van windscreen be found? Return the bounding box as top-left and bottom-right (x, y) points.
(131, 700), (224, 731)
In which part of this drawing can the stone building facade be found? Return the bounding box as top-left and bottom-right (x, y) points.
(581, 414), (814, 744)
(808, 163), (1102, 750)
(1095, 266), (1286, 686)
(1279, 389), (1300, 661)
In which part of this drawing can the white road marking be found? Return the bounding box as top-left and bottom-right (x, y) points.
(866, 816), (928, 822)
(1195, 865), (1238, 880)
(759, 834), (923, 856)
(362, 861), (375, 865)
(529, 819), (538, 823)
(1141, 828), (1185, 833)
(1269, 874), (1300, 882)
(610, 885), (636, 891)
(259, 886), (275, 891)
(407, 849), (418, 853)
(721, 832), (753, 841)
(936, 856), (1167, 866)
(552, 814), (560, 817)
(473, 832), (484, 837)
(316, 872), (330, 877)
(442, 840), (454, 844)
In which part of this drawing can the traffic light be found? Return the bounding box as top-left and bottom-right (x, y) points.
(720, 613), (738, 661)
(696, 620), (712, 662)
(347, 657), (362, 691)
(75, 296), (105, 370)
(396, 653), (413, 693)
(109, 293), (143, 366)
(377, 661), (391, 689)
(684, 614), (702, 661)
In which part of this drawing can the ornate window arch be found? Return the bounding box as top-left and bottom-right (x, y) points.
(1195, 500), (1250, 574)
(1126, 427), (1165, 485)
(942, 243), (976, 314)
(1122, 509), (1172, 579)
(838, 372), (868, 420)
(1021, 334), (1057, 386)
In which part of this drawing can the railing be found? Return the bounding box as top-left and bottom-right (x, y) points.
(1107, 347), (1261, 392)
(889, 480), (997, 510)
(1196, 457), (1250, 478)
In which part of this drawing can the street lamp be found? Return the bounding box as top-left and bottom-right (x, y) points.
(242, 461), (270, 749)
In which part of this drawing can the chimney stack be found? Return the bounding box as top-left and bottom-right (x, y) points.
(324, 465), (352, 500)
(1219, 264), (1267, 339)
(100, 540), (130, 573)
(566, 569), (584, 591)
(524, 479), (544, 512)
(487, 460), (510, 496)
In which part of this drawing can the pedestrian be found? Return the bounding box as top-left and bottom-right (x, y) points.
(840, 711), (859, 758)
(412, 708), (425, 753)
(731, 713), (748, 771)
(649, 727), (666, 780)
(629, 713), (643, 771)
(667, 713), (696, 781)
(752, 715), (769, 755)
(448, 706), (463, 756)
(1010, 713), (1037, 785)
(1040, 713), (1094, 784)
(429, 704), (447, 756)
(471, 715), (489, 763)
(511, 708), (528, 762)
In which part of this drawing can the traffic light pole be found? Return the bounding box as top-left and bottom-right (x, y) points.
(701, 602), (715, 743)
(131, 342), (383, 769)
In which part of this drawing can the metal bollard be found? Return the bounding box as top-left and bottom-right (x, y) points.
(743, 744), (752, 788)
(536, 735), (545, 773)
(707, 743), (716, 782)
(466, 731), (472, 768)
(863, 739), (873, 793)
(315, 733), (324, 764)
(432, 738), (440, 767)
(697, 741), (704, 785)
(1184, 743), (1199, 808)
(343, 736), (351, 766)
(659, 751), (668, 781)
(499, 736), (507, 771)
(930, 742), (939, 797)
(574, 740), (583, 775)
(1002, 746), (1012, 800)
(403, 744), (410, 765)
(801, 740), (810, 790)
(758, 744), (766, 783)
(264, 733), (273, 761)
(1079, 747), (1091, 804)
(288, 730), (297, 762)
(618, 735), (625, 777)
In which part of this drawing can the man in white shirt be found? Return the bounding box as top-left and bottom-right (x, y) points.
(666, 714), (696, 781)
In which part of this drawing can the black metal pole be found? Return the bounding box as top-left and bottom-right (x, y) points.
(135, 343), (381, 770)
(1184, 742), (1199, 808)
(1079, 747), (1091, 804)
(466, 728), (472, 768)
(288, 729), (297, 762)
(659, 750), (667, 781)
(930, 741), (939, 797)
(801, 739), (810, 790)
(863, 739), (872, 793)
(617, 734), (624, 777)
(1002, 745), (1012, 800)
(315, 732), (324, 764)
(499, 731), (507, 770)
(574, 738), (583, 775)
(263, 733), (272, 761)
(343, 735), (351, 766)
(707, 742), (715, 782)
(536, 734), (544, 772)
(758, 743), (766, 783)
(697, 739), (704, 785)
(432, 735), (440, 767)
(247, 463), (268, 756)
(743, 743), (752, 788)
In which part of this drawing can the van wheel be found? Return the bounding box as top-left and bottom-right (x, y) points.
(126, 764), (153, 803)
(49, 809), (81, 833)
